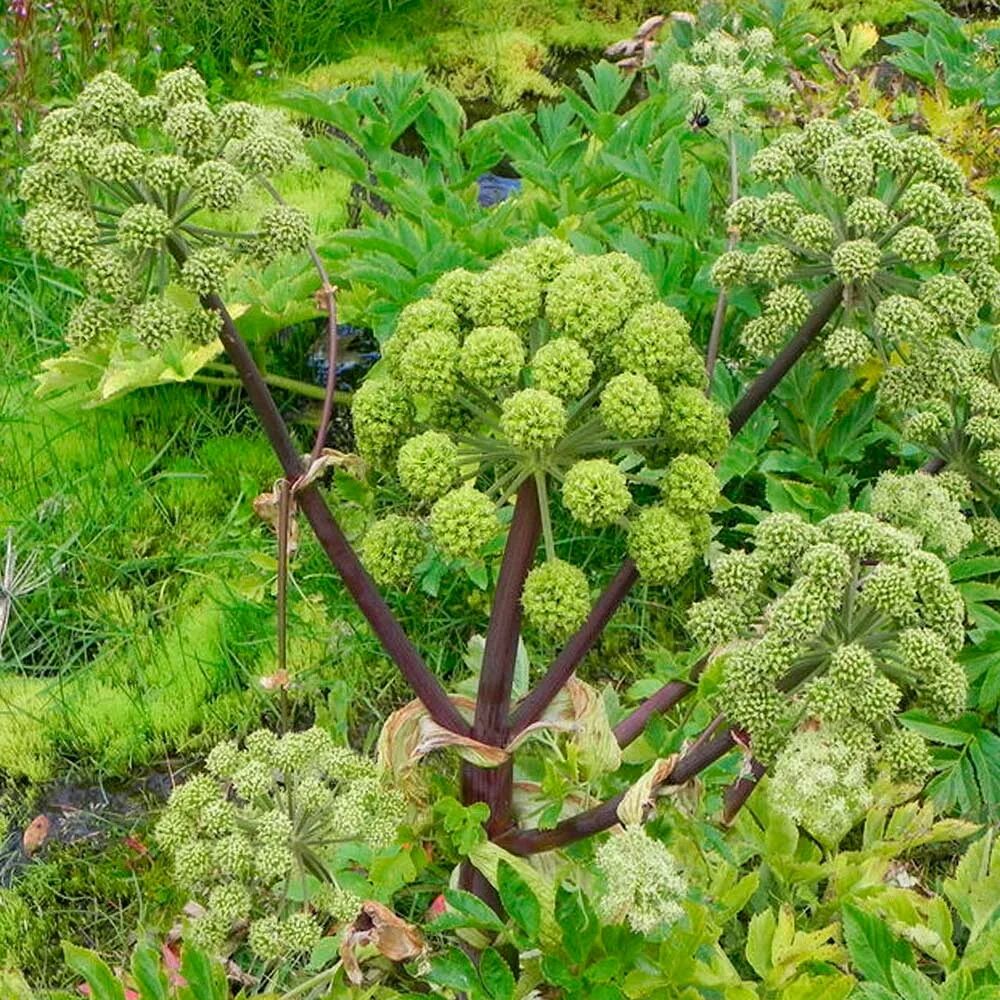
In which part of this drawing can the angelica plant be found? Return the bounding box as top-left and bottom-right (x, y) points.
(665, 23), (792, 132)
(687, 485), (967, 798)
(155, 727), (405, 963)
(891, 335), (1000, 547)
(351, 242), (728, 642)
(17, 67), (309, 360)
(716, 109), (998, 431)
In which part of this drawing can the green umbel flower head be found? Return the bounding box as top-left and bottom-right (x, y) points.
(19, 66), (309, 366)
(522, 559), (591, 639)
(714, 111), (991, 366)
(156, 727), (400, 959)
(351, 244), (722, 608)
(689, 499), (968, 784)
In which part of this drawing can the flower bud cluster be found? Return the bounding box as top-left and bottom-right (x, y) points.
(155, 727), (404, 960)
(717, 111), (995, 366)
(687, 499), (967, 780)
(889, 342), (1000, 547)
(352, 244), (726, 609)
(665, 23), (791, 132)
(594, 824), (687, 934)
(19, 67), (308, 358)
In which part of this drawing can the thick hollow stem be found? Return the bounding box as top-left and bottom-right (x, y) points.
(722, 757), (766, 825)
(496, 727), (736, 855)
(729, 281), (844, 434)
(508, 559), (639, 737)
(473, 480), (541, 744)
(460, 480), (541, 852)
(203, 292), (470, 736)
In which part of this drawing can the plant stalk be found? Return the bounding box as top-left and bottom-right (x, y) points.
(202, 291), (469, 736)
(496, 727), (736, 855)
(729, 281), (843, 434)
(508, 559), (640, 736)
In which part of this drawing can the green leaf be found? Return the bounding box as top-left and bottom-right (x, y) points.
(555, 885), (599, 965)
(890, 961), (937, 1000)
(479, 948), (515, 1000)
(497, 859), (541, 940)
(178, 947), (227, 1000)
(746, 908), (777, 978)
(426, 947), (482, 991)
(842, 902), (914, 988)
(440, 889), (506, 932)
(131, 942), (169, 1000)
(61, 943), (125, 1000)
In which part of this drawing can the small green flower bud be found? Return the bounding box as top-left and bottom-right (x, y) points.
(117, 203), (172, 253)
(898, 181), (953, 230)
(185, 308), (222, 345)
(660, 386), (730, 462)
(711, 249), (751, 289)
(397, 430), (460, 501)
(429, 485), (497, 560)
(562, 459), (631, 527)
(545, 256), (628, 346)
(628, 507), (696, 585)
(818, 139), (874, 197)
(763, 284), (811, 330)
(791, 213), (835, 253)
(498, 236), (575, 283)
(748, 244), (795, 284)
(875, 294), (937, 345)
(351, 380), (413, 467)
(661, 454), (719, 517)
(823, 326), (871, 368)
(459, 325), (524, 394)
(725, 196), (766, 238)
(431, 268), (478, 323)
(469, 262), (543, 330)
(398, 329), (459, 400)
(920, 273), (978, 332)
(66, 297), (116, 347)
(522, 559), (591, 639)
(741, 315), (785, 355)
(86, 250), (134, 302)
(360, 515), (424, 588)
(881, 728), (933, 781)
(531, 338), (594, 399)
(890, 225), (939, 264)
(145, 154), (191, 190)
(216, 101), (264, 140)
(157, 67), (207, 106)
(17, 161), (78, 206)
(844, 196), (892, 236)
(500, 387), (566, 451)
(93, 141), (144, 184)
(191, 159), (247, 211)
(600, 372), (662, 439)
(164, 101), (219, 157)
(236, 129), (299, 176)
(832, 238), (882, 284)
(750, 146), (796, 183)
(611, 303), (693, 387)
(949, 219), (999, 264)
(132, 298), (186, 350)
(78, 70), (140, 128)
(256, 204), (311, 262)
(181, 247), (231, 296)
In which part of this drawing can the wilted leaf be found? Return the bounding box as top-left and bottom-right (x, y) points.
(340, 901), (426, 985)
(22, 814), (50, 856)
